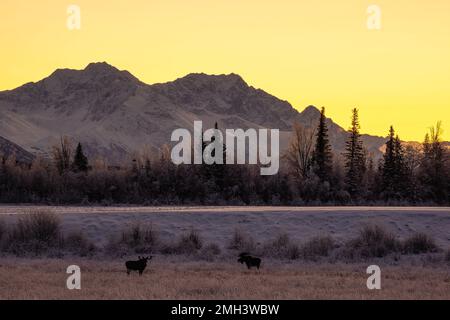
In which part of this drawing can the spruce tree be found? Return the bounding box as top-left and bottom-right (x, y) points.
(380, 127), (409, 199)
(312, 107), (333, 182)
(72, 142), (88, 172)
(393, 134), (408, 195)
(343, 108), (366, 197)
(203, 122), (227, 190)
(381, 126), (396, 195)
(419, 122), (449, 203)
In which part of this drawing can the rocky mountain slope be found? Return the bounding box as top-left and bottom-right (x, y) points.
(0, 136), (35, 163)
(0, 62), (389, 163)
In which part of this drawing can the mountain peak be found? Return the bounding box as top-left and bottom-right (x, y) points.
(183, 72), (245, 82)
(172, 72), (249, 92)
(0, 65), (393, 163)
(45, 62), (127, 83)
(301, 105), (321, 116)
(84, 62), (120, 74)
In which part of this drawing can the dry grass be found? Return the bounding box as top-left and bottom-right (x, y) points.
(11, 211), (61, 244)
(198, 243), (222, 261)
(177, 229), (203, 254)
(228, 228), (256, 252)
(106, 222), (159, 256)
(301, 236), (335, 260)
(342, 224), (402, 259)
(64, 231), (97, 257)
(3, 211), (63, 256)
(403, 233), (439, 254)
(0, 258), (448, 300)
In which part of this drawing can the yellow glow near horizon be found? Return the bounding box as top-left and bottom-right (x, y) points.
(0, 0), (449, 141)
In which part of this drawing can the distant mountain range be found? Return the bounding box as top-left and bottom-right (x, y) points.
(0, 62), (428, 164)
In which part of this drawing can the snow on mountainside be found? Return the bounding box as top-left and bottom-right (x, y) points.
(0, 136), (34, 163)
(0, 62), (388, 163)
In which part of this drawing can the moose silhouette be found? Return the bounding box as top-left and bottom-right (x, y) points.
(125, 256), (152, 276)
(237, 252), (261, 270)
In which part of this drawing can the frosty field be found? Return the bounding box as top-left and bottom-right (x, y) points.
(0, 206), (449, 300)
(0, 206), (449, 248)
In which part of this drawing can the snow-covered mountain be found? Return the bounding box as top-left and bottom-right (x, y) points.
(0, 62), (388, 163)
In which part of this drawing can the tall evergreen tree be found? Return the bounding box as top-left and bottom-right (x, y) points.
(210, 122), (226, 183)
(72, 142), (88, 172)
(312, 107), (333, 182)
(394, 135), (406, 173)
(381, 126), (396, 195)
(364, 154), (376, 198)
(202, 122), (227, 191)
(380, 127), (409, 200)
(343, 108), (366, 197)
(419, 122), (449, 203)
(393, 134), (409, 195)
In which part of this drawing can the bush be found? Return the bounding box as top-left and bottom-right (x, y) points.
(403, 233), (438, 254)
(105, 222), (159, 256)
(344, 224), (401, 259)
(302, 236), (335, 260)
(121, 222), (158, 253)
(176, 229), (203, 255)
(13, 212), (61, 243)
(286, 243), (301, 260)
(263, 233), (300, 260)
(228, 229), (256, 252)
(198, 243), (222, 261)
(104, 237), (128, 257)
(6, 211), (62, 255)
(64, 231), (96, 257)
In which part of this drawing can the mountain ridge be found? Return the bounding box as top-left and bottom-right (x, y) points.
(0, 62), (395, 163)
(0, 136), (35, 163)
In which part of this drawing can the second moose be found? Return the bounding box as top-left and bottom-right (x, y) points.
(125, 256), (152, 276)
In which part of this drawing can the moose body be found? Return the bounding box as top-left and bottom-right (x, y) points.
(238, 253), (261, 270)
(125, 256), (152, 275)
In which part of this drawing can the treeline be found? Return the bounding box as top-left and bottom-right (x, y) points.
(0, 110), (448, 205)
(286, 108), (449, 205)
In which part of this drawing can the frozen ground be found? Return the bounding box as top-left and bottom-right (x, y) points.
(0, 206), (449, 248)
(1, 258), (449, 299)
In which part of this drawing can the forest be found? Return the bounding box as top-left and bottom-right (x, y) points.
(0, 108), (448, 205)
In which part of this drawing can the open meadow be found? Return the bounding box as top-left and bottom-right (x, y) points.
(0, 258), (449, 300)
(0, 206), (449, 299)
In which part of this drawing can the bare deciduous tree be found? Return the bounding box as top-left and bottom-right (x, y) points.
(285, 122), (315, 179)
(52, 136), (72, 174)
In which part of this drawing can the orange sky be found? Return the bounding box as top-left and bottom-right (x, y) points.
(0, 0), (449, 141)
